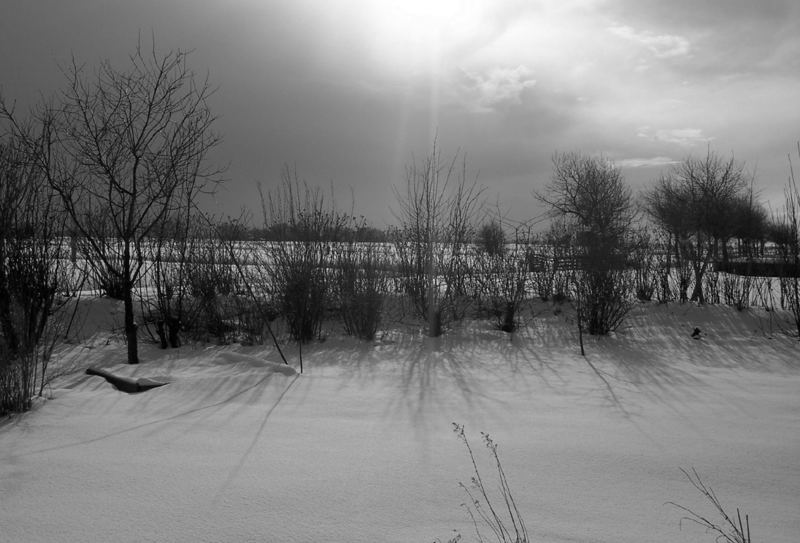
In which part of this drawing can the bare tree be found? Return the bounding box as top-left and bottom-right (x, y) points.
(390, 141), (483, 336)
(538, 152), (635, 243)
(536, 152), (635, 336)
(645, 150), (752, 304)
(2, 41), (221, 364)
(332, 239), (390, 341)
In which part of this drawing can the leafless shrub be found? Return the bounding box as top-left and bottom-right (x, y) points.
(702, 270), (721, 305)
(720, 272), (752, 311)
(473, 225), (530, 333)
(477, 220), (507, 257)
(91, 255), (128, 300)
(649, 230), (675, 303)
(773, 143), (800, 337)
(278, 247), (328, 342)
(232, 296), (278, 346)
(137, 216), (245, 347)
(213, 218), (290, 364)
(258, 166), (353, 344)
(571, 242), (635, 339)
(628, 227), (659, 302)
(526, 246), (555, 302)
(184, 225), (242, 344)
(527, 221), (572, 302)
(0, 132), (68, 414)
(331, 242), (389, 340)
(138, 219), (192, 348)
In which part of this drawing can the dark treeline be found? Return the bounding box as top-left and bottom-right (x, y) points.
(216, 219), (389, 243)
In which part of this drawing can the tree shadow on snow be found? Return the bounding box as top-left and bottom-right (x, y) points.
(293, 322), (603, 435)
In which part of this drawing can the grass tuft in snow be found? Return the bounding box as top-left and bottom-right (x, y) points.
(451, 423), (529, 543)
(669, 467), (752, 543)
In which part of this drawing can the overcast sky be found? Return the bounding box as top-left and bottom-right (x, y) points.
(2, 0), (799, 227)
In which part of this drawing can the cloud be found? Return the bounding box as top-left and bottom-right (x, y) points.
(2, 0), (797, 224)
(608, 25), (691, 59)
(617, 156), (679, 168)
(637, 127), (711, 147)
(458, 65), (537, 112)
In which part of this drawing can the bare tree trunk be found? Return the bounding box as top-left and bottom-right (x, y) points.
(0, 292), (20, 355)
(123, 294), (139, 364)
(123, 244), (139, 364)
(426, 239), (440, 337)
(577, 285), (585, 356)
(690, 263), (705, 304)
(660, 234), (672, 301)
(676, 237), (689, 302)
(167, 316), (181, 348)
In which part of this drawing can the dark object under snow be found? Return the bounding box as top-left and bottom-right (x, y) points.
(85, 367), (169, 393)
(691, 327), (702, 339)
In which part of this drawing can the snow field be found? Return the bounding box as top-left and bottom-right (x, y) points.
(1, 299), (798, 542)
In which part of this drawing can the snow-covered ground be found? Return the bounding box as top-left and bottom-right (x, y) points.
(1, 298), (798, 542)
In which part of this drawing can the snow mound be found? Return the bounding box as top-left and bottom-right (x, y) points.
(85, 366), (169, 393)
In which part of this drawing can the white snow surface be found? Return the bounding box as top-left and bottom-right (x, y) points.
(1, 298), (799, 542)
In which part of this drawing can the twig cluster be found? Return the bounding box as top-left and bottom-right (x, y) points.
(451, 423), (529, 543)
(668, 467), (752, 543)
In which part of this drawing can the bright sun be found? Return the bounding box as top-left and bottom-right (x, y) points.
(388, 0), (465, 26)
(364, 0), (486, 74)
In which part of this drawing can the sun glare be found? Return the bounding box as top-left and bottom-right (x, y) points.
(390, 0), (463, 26)
(365, 0), (486, 75)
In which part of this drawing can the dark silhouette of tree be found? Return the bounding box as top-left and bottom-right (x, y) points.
(537, 152), (635, 336)
(645, 150), (760, 303)
(0, 130), (67, 412)
(2, 41), (221, 363)
(477, 220), (506, 257)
